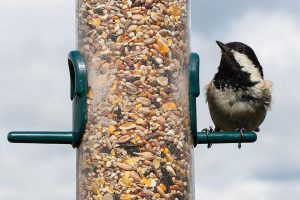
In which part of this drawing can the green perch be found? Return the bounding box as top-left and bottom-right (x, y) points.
(7, 52), (257, 148)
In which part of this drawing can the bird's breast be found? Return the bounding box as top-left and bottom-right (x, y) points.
(206, 81), (268, 131)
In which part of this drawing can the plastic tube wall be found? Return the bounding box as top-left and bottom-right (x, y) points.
(76, 1), (193, 199)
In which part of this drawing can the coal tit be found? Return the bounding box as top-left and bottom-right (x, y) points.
(206, 41), (272, 133)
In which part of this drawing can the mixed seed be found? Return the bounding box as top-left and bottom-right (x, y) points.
(77, 0), (192, 199)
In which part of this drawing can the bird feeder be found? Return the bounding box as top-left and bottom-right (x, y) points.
(8, 1), (257, 199)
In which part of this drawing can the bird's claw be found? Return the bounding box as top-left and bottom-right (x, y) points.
(235, 128), (246, 149)
(202, 126), (214, 148)
(201, 126), (214, 133)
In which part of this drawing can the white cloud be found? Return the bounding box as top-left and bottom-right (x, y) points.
(196, 179), (300, 200)
(225, 10), (300, 71)
(0, 1), (76, 200)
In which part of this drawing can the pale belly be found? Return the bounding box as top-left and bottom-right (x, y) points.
(207, 87), (267, 131)
(208, 100), (267, 131)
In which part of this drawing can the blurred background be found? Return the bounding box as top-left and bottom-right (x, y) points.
(1, 0), (300, 199)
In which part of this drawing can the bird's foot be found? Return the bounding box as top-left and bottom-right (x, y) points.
(235, 128), (246, 149)
(201, 126), (214, 148)
(201, 126), (214, 133)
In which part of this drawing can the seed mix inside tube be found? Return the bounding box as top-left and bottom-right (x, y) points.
(77, 0), (193, 199)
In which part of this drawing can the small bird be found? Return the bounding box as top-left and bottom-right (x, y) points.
(205, 41), (272, 145)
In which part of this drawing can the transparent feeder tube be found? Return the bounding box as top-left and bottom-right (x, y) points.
(77, 0), (193, 199)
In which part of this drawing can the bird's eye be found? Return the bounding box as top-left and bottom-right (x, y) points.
(237, 48), (243, 52)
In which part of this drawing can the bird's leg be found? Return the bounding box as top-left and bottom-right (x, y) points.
(201, 126), (214, 132)
(236, 128), (246, 149)
(201, 126), (214, 148)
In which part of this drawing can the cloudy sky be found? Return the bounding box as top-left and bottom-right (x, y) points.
(1, 0), (300, 199)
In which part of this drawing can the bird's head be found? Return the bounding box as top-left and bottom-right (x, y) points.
(216, 41), (264, 81)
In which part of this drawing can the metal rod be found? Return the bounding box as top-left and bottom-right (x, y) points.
(7, 131), (73, 144)
(196, 131), (257, 144)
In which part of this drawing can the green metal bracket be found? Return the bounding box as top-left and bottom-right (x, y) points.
(188, 52), (257, 147)
(189, 53), (200, 146)
(196, 131), (257, 144)
(7, 52), (256, 148)
(7, 51), (87, 148)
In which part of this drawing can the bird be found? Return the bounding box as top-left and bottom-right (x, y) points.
(205, 41), (272, 147)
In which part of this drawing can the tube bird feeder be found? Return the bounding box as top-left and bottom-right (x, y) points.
(8, 1), (257, 199)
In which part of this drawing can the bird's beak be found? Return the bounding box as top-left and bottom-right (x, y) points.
(216, 41), (230, 52)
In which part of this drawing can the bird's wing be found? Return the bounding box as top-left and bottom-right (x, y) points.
(262, 80), (272, 109)
(205, 81), (213, 103)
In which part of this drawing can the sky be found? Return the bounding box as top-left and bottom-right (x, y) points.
(1, 0), (300, 199)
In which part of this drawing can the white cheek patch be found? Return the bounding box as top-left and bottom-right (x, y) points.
(231, 50), (262, 82)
